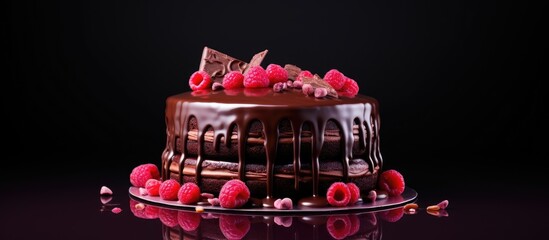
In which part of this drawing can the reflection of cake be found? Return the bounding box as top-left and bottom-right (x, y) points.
(161, 47), (383, 207)
(159, 210), (381, 240)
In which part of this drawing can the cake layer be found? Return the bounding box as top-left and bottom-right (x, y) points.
(161, 88), (383, 201)
(167, 156), (378, 199)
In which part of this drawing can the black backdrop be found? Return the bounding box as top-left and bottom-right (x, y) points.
(5, 1), (545, 196)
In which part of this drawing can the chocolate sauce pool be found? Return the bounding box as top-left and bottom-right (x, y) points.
(161, 88), (383, 207)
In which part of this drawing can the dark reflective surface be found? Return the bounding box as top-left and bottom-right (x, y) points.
(2, 175), (547, 240)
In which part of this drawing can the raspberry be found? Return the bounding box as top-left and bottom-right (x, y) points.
(346, 182), (360, 205)
(326, 215), (351, 239)
(178, 211), (201, 231)
(158, 208), (179, 227)
(130, 163), (160, 188)
(219, 215), (251, 240)
(222, 71), (244, 89)
(378, 207), (404, 223)
(145, 179), (161, 196)
(218, 179), (250, 209)
(266, 64), (288, 85)
(378, 169), (405, 196)
(188, 70), (212, 91)
(323, 69), (346, 90)
(338, 77), (359, 97)
(296, 70), (313, 82)
(243, 66), (269, 88)
(326, 182), (351, 207)
(178, 182), (201, 205)
(159, 179), (181, 201)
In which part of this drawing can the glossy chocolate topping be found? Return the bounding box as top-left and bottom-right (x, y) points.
(161, 88), (383, 206)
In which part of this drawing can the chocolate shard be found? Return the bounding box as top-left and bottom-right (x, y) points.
(243, 49), (269, 75)
(199, 47), (249, 82)
(284, 64), (301, 81)
(302, 76), (339, 98)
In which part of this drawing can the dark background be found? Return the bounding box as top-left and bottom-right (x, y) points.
(3, 1), (547, 238)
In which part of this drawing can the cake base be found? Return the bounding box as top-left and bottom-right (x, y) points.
(128, 186), (417, 215)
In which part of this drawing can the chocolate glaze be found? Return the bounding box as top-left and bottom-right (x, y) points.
(161, 88), (383, 207)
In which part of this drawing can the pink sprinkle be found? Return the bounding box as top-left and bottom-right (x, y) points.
(207, 198), (220, 206)
(302, 84), (314, 95)
(286, 80), (293, 88)
(293, 80), (303, 89)
(437, 200), (449, 209)
(367, 190), (377, 202)
(100, 186), (113, 195)
(274, 198), (293, 210)
(139, 187), (148, 196)
(273, 82), (285, 93)
(111, 207), (122, 214)
(201, 193), (214, 199)
(314, 88), (328, 98)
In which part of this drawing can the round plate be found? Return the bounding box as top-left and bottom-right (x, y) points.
(129, 186), (417, 216)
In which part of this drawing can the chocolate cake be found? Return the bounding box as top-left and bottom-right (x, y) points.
(161, 47), (383, 207)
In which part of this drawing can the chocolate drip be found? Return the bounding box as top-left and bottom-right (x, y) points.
(161, 89), (383, 206)
(291, 119), (302, 191)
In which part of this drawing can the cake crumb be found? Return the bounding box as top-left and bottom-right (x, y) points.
(195, 206), (205, 213)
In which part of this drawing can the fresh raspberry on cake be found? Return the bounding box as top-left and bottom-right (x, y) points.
(222, 71), (244, 89)
(219, 179), (250, 209)
(265, 63), (288, 85)
(177, 182), (201, 204)
(243, 66), (269, 88)
(378, 169), (405, 196)
(130, 163), (160, 188)
(346, 182), (361, 205)
(188, 70), (212, 91)
(145, 179), (161, 196)
(324, 69), (346, 90)
(295, 70), (313, 82)
(338, 77), (359, 97)
(326, 182), (351, 207)
(159, 179), (181, 201)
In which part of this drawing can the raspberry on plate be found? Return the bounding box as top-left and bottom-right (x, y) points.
(265, 63), (288, 85)
(243, 66), (269, 88)
(326, 182), (351, 207)
(378, 169), (405, 196)
(159, 179), (181, 201)
(346, 182), (361, 205)
(222, 71), (244, 89)
(145, 179), (161, 196)
(178, 182), (201, 205)
(189, 70), (212, 91)
(218, 179), (250, 209)
(323, 69), (346, 90)
(130, 163), (160, 188)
